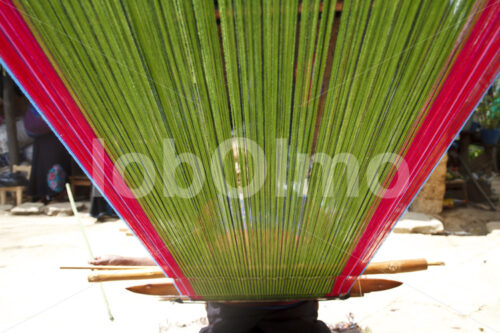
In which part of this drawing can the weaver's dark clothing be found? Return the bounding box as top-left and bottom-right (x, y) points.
(27, 132), (71, 201)
(90, 185), (117, 219)
(200, 300), (330, 333)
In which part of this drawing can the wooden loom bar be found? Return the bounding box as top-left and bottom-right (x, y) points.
(125, 277), (402, 298)
(83, 258), (443, 282)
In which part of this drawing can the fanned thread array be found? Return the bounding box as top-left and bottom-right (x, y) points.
(7, 0), (487, 299)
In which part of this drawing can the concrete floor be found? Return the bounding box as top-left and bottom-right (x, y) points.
(0, 213), (499, 333)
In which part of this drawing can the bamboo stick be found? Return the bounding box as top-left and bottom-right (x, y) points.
(88, 269), (166, 282)
(363, 258), (444, 275)
(66, 184), (114, 321)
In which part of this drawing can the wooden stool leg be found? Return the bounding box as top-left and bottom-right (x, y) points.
(16, 188), (23, 206)
(0, 190), (6, 205)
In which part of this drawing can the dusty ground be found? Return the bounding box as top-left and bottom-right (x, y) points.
(439, 174), (500, 236)
(0, 209), (499, 333)
(440, 206), (499, 235)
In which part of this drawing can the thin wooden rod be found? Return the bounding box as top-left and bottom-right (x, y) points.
(61, 266), (155, 270)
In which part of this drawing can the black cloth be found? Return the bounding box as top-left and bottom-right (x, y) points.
(90, 185), (117, 218)
(0, 171), (28, 187)
(200, 301), (330, 333)
(27, 132), (71, 200)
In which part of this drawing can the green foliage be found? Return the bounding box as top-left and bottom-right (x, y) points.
(476, 78), (500, 129)
(469, 144), (484, 160)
